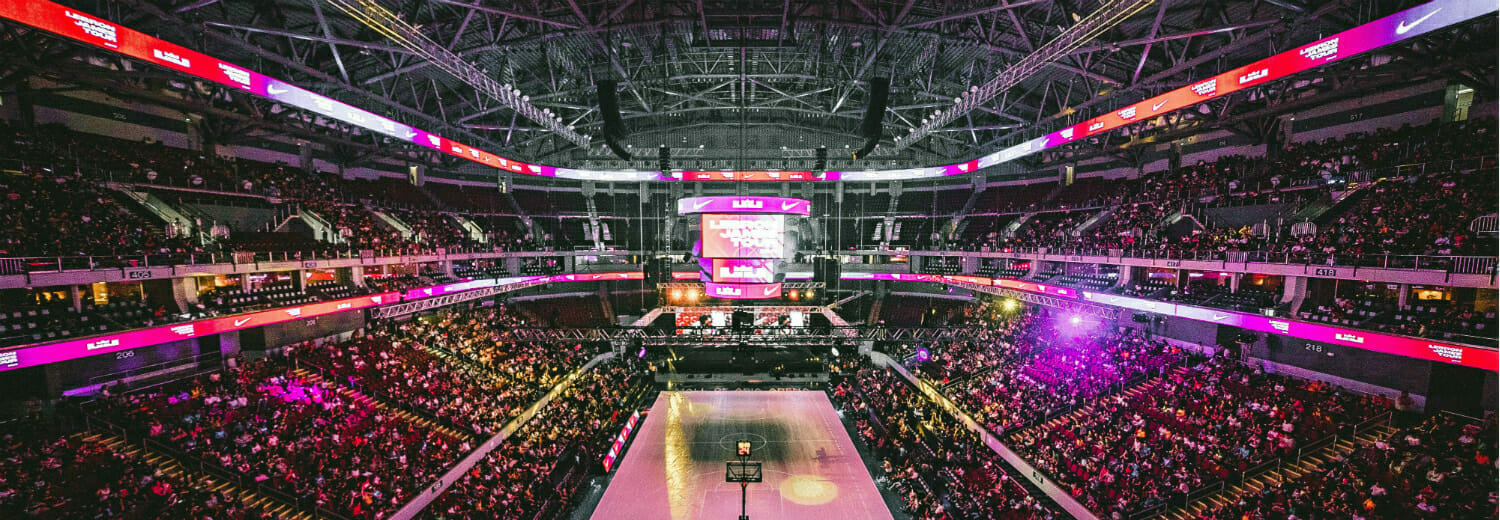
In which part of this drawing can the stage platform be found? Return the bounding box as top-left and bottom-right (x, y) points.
(590, 390), (893, 520)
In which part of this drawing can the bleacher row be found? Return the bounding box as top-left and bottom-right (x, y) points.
(1, 118), (1494, 259)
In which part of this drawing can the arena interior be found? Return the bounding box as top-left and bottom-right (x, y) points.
(0, 0), (1496, 519)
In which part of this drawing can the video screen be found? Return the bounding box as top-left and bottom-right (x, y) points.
(700, 214), (786, 259)
(699, 258), (780, 284)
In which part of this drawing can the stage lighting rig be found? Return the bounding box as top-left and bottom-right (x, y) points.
(888, 0), (1155, 152)
(327, 0), (590, 148)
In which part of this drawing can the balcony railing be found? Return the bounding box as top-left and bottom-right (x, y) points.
(972, 246), (1497, 276)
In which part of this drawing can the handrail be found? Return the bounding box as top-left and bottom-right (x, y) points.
(79, 410), (355, 520)
(871, 352), (1099, 520)
(386, 352), (617, 520)
(294, 359), (484, 439)
(1128, 410), (1395, 520)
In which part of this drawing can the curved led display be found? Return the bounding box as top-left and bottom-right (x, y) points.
(676, 196), (811, 216)
(841, 271), (1498, 372)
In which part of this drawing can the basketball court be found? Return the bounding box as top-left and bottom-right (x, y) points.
(591, 390), (893, 520)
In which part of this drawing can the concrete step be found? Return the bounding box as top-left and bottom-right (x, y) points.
(293, 367), (477, 442)
(90, 432), (313, 520)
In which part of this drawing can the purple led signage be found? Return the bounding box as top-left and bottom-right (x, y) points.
(836, 271), (1497, 371)
(676, 196), (811, 216)
(0, 293), (397, 372)
(699, 258), (779, 284)
(705, 282), (784, 300)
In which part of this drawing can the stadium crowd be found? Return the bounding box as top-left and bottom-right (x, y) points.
(1188, 414), (1497, 520)
(0, 422), (283, 520)
(1009, 356), (1394, 517)
(947, 327), (1186, 435)
(959, 119), (1497, 260)
(423, 361), (641, 520)
(834, 364), (1057, 520)
(95, 357), (466, 519)
(295, 306), (593, 435)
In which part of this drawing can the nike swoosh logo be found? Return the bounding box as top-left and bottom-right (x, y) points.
(1212, 314), (1228, 321)
(234, 318), (252, 326)
(1396, 8), (1440, 35)
(781, 201), (800, 211)
(764, 286), (779, 296)
(694, 200), (712, 210)
(266, 84), (288, 95)
(1153, 100), (1168, 111)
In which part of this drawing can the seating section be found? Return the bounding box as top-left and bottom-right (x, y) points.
(0, 301), (169, 346)
(832, 364), (1055, 520)
(295, 307), (590, 436)
(1009, 358), (1393, 517)
(200, 282), (317, 314)
(1188, 414), (1497, 520)
(389, 209), (471, 249)
(97, 358), (466, 520)
(423, 362), (638, 520)
(968, 183), (1057, 214)
(0, 423), (285, 519)
(0, 170), (197, 258)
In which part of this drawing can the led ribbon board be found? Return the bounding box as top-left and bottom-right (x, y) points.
(3, 0), (1488, 183)
(837, 0), (1496, 181)
(676, 196), (811, 216)
(602, 410), (643, 472)
(681, 196), (807, 299)
(839, 271), (1498, 371)
(0, 269), (647, 372)
(0, 1), (553, 177)
(675, 171), (823, 182)
(0, 293), (398, 372)
(705, 282), (785, 300)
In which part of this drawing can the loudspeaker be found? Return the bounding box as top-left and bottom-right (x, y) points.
(814, 258), (841, 283)
(597, 80), (625, 138)
(643, 258), (661, 284)
(596, 80), (631, 160)
(733, 311), (754, 330)
(855, 78), (889, 158)
(658, 145), (671, 173)
(860, 78), (890, 139)
(814, 146), (828, 171)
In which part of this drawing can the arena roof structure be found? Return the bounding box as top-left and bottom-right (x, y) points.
(0, 0), (1494, 180)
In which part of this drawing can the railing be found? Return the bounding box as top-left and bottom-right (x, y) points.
(79, 412), (355, 520)
(1471, 214), (1499, 234)
(295, 359), (484, 439)
(86, 351), (224, 389)
(0, 246), (609, 276)
(979, 246), (1498, 276)
(1126, 411), (1392, 520)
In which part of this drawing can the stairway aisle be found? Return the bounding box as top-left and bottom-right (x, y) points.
(83, 432), (315, 520)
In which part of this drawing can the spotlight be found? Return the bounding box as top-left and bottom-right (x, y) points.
(1070, 316), (1082, 325)
(1002, 299), (1019, 312)
(788, 290), (799, 300)
(687, 289), (698, 300)
(672, 289), (683, 300)
(915, 348), (931, 362)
